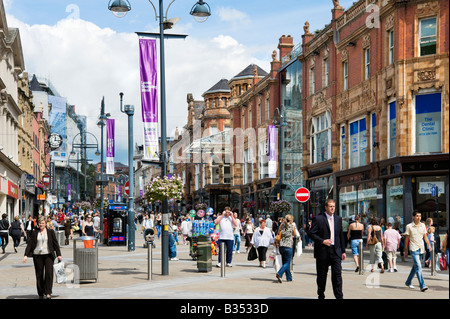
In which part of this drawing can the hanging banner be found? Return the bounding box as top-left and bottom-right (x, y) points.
(106, 119), (115, 175)
(139, 38), (159, 160)
(268, 125), (277, 178)
(139, 176), (144, 197)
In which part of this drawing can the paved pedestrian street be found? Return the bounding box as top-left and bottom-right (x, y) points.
(0, 231), (448, 300)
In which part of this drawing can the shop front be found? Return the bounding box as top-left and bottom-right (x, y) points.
(336, 154), (449, 235)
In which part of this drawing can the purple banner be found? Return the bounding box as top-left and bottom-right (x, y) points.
(268, 125), (277, 178)
(68, 184), (71, 201)
(139, 38), (159, 160)
(106, 119), (115, 175)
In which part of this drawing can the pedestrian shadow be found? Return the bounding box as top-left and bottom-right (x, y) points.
(99, 267), (147, 276)
(249, 277), (277, 283)
(5, 295), (57, 299)
(293, 271), (317, 277)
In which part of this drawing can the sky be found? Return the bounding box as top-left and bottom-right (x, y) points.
(4, 0), (356, 165)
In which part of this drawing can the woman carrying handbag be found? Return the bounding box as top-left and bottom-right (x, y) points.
(23, 216), (62, 299)
(274, 214), (295, 283)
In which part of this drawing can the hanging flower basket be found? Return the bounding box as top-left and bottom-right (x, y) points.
(195, 203), (207, 211)
(242, 200), (256, 210)
(73, 201), (92, 212)
(93, 198), (109, 209)
(270, 200), (292, 215)
(144, 175), (183, 204)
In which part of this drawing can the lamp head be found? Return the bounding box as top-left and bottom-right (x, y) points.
(108, 0), (131, 18)
(190, 0), (211, 23)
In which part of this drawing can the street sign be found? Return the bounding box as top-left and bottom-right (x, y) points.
(42, 174), (51, 186)
(295, 187), (310, 203)
(124, 181), (129, 196)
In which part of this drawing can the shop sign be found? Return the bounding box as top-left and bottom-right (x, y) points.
(8, 181), (19, 199)
(419, 181), (444, 195)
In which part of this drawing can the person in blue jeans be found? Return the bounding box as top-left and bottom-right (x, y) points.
(232, 212), (242, 253)
(404, 211), (432, 292)
(275, 214), (295, 283)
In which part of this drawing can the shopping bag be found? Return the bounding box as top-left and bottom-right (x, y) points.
(440, 253), (447, 271)
(274, 249), (282, 272)
(53, 261), (66, 284)
(247, 246), (258, 261)
(296, 241), (303, 257)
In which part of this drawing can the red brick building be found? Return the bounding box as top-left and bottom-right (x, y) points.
(301, 0), (449, 233)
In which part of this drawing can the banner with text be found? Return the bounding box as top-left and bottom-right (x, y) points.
(106, 118), (115, 175)
(139, 38), (159, 160)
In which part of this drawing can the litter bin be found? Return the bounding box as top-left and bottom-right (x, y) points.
(55, 226), (65, 246)
(73, 236), (98, 282)
(197, 235), (212, 272)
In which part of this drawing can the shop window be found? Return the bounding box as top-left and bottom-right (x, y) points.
(339, 185), (356, 219)
(386, 177), (404, 232)
(349, 118), (367, 168)
(357, 182), (377, 235)
(415, 92), (441, 153)
(415, 176), (446, 233)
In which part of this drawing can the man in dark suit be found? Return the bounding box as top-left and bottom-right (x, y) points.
(308, 199), (346, 299)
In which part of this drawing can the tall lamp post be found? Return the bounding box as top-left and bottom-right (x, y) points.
(108, 0), (212, 275)
(118, 92), (136, 252)
(97, 97), (110, 233)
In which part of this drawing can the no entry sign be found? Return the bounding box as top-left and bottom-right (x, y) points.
(295, 187), (310, 203)
(124, 181), (129, 196)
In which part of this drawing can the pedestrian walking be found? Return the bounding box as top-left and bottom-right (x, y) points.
(384, 222), (401, 272)
(180, 216), (189, 245)
(63, 217), (73, 245)
(23, 216), (62, 299)
(404, 210), (432, 292)
(0, 213), (10, 253)
(215, 207), (238, 267)
(442, 229), (448, 268)
(307, 199), (346, 299)
(304, 220), (313, 249)
(10, 216), (25, 253)
(347, 214), (364, 272)
(250, 219), (274, 268)
(243, 217), (254, 253)
(367, 218), (385, 273)
(25, 215), (35, 243)
(274, 214), (295, 283)
(232, 212), (242, 253)
(424, 226), (435, 268)
(168, 222), (178, 261)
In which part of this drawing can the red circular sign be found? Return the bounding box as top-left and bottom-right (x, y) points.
(124, 181), (129, 196)
(295, 187), (310, 203)
(42, 175), (51, 186)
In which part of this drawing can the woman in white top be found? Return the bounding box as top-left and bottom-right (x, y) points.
(251, 219), (274, 268)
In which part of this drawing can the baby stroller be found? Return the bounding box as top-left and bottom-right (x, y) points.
(143, 228), (156, 248)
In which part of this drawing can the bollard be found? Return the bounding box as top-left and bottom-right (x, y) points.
(359, 240), (364, 275)
(148, 241), (152, 280)
(221, 242), (225, 277)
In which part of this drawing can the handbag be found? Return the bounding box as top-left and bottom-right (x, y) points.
(274, 248), (282, 272)
(53, 261), (66, 284)
(439, 253), (447, 271)
(247, 246), (258, 261)
(296, 240), (303, 257)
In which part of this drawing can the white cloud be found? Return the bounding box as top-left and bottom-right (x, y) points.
(6, 14), (269, 163)
(217, 7), (248, 23)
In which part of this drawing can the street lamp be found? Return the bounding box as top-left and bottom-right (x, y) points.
(108, 0), (212, 276)
(117, 92), (136, 252)
(97, 97), (110, 233)
(70, 131), (100, 201)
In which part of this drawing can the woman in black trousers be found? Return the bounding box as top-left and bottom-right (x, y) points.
(23, 216), (62, 299)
